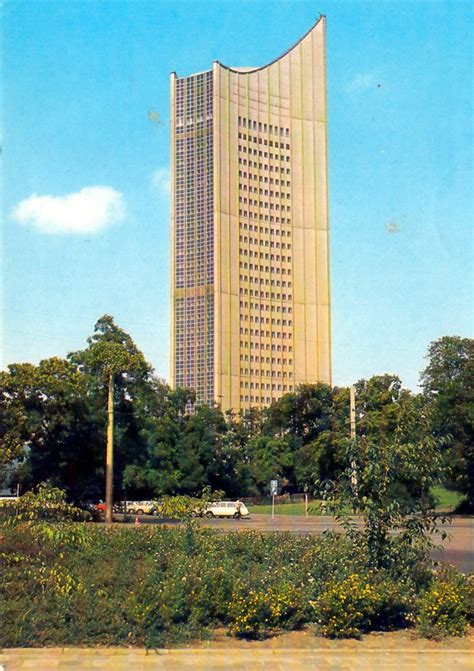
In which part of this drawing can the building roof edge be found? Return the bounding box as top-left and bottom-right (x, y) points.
(216, 15), (325, 74)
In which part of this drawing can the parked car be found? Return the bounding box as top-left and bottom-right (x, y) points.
(124, 500), (158, 515)
(202, 501), (249, 519)
(94, 501), (122, 515)
(95, 500), (161, 515)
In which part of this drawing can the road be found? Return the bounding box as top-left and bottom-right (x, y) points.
(117, 513), (474, 573)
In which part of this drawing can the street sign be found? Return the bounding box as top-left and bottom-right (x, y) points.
(270, 479), (278, 495)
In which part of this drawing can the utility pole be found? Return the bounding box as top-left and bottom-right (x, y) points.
(350, 384), (356, 441)
(105, 372), (114, 526)
(350, 384), (358, 496)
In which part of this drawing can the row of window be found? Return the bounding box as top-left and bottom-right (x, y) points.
(238, 158), (291, 174)
(238, 116), (289, 137)
(240, 373), (293, 382)
(240, 341), (290, 350)
(240, 316), (292, 326)
(240, 287), (292, 298)
(240, 395), (288, 404)
(240, 328), (291, 339)
(240, 251), (292, 262)
(238, 211), (291, 224)
(238, 145), (291, 162)
(241, 348), (292, 359)
(240, 186), (290, 200)
(238, 197), (291, 213)
(239, 265), (292, 277)
(241, 356), (292, 367)
(239, 172), (290, 187)
(238, 132), (290, 150)
(240, 225), (292, 237)
(240, 240), (291, 251)
(239, 275), (292, 288)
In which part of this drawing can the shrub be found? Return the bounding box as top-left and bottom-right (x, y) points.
(467, 574), (474, 624)
(227, 587), (274, 638)
(310, 573), (379, 638)
(0, 521), (468, 647)
(227, 580), (303, 639)
(310, 572), (411, 638)
(416, 569), (470, 639)
(0, 483), (88, 526)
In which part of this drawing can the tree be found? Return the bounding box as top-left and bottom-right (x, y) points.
(69, 315), (151, 523)
(0, 358), (102, 500)
(321, 397), (446, 571)
(263, 383), (333, 441)
(245, 435), (296, 493)
(254, 384), (348, 493)
(421, 336), (474, 509)
(124, 395), (236, 498)
(354, 374), (404, 440)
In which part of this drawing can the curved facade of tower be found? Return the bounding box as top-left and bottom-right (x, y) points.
(170, 17), (331, 411)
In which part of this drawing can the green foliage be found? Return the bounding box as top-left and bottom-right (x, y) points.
(0, 358), (103, 499)
(70, 314), (151, 380)
(228, 580), (304, 638)
(1, 521), (470, 647)
(320, 392), (447, 571)
(2, 322), (472, 515)
(158, 487), (224, 521)
(421, 336), (474, 508)
(0, 482), (88, 526)
(416, 568), (470, 639)
(311, 572), (411, 638)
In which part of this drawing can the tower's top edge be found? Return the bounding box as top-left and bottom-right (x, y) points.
(217, 15), (325, 74)
(171, 16), (325, 80)
(171, 68), (212, 81)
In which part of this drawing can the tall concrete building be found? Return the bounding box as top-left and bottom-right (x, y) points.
(170, 17), (331, 410)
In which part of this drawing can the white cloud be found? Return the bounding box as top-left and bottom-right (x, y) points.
(345, 73), (375, 94)
(11, 186), (125, 235)
(151, 167), (170, 195)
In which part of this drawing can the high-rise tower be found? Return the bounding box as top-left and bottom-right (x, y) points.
(170, 17), (331, 410)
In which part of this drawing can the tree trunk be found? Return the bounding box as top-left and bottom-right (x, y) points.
(105, 372), (114, 526)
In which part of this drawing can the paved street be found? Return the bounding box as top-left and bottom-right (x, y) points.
(2, 630), (474, 670)
(119, 513), (474, 573)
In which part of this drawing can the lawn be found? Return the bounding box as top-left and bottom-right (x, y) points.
(432, 485), (464, 510)
(248, 501), (323, 515)
(250, 486), (464, 515)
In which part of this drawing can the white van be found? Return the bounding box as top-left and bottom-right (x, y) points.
(203, 501), (249, 519)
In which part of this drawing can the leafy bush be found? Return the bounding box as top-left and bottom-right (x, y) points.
(0, 521), (471, 647)
(311, 573), (376, 638)
(416, 569), (470, 639)
(0, 483), (88, 526)
(310, 571), (413, 638)
(228, 580), (304, 638)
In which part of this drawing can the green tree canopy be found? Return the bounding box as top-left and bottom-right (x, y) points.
(421, 336), (474, 508)
(0, 357), (102, 500)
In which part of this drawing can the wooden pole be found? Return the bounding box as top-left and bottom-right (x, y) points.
(350, 384), (356, 440)
(105, 372), (114, 526)
(350, 384), (358, 496)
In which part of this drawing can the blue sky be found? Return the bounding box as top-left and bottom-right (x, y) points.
(2, 0), (473, 391)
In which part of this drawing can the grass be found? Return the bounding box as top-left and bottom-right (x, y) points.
(248, 501), (324, 515)
(432, 485), (463, 510)
(249, 486), (464, 515)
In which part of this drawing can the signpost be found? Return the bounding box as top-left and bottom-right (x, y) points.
(270, 479), (278, 519)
